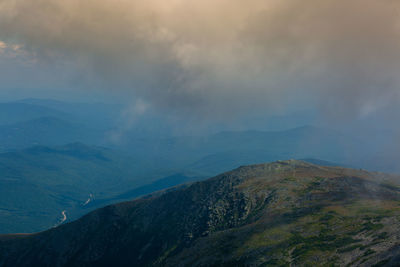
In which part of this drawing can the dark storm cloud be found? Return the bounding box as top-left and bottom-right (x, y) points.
(1, 0), (400, 119)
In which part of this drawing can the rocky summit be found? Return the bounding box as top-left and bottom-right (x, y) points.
(1, 160), (400, 266)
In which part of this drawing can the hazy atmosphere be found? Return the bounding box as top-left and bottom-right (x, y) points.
(2, 0), (400, 161)
(1, 1), (400, 266)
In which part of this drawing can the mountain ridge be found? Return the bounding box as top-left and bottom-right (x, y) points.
(1, 160), (400, 266)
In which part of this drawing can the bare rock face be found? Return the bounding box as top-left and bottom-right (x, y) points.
(1, 160), (400, 266)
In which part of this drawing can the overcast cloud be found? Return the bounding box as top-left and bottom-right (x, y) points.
(1, 0), (400, 120)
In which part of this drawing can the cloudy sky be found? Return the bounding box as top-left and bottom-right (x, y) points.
(1, 0), (400, 125)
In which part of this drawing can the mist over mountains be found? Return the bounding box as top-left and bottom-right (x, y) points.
(0, 98), (396, 171)
(0, 98), (397, 235)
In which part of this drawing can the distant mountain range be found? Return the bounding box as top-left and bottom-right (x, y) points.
(122, 125), (369, 174)
(0, 100), (119, 151)
(0, 102), (70, 125)
(16, 98), (122, 129)
(0, 117), (98, 150)
(0, 98), (397, 173)
(1, 160), (400, 266)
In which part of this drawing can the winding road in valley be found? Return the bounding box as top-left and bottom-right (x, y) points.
(54, 193), (93, 228)
(83, 194), (94, 206)
(53, 210), (67, 228)
(60, 210), (67, 224)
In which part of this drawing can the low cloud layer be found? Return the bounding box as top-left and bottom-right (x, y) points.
(1, 0), (400, 120)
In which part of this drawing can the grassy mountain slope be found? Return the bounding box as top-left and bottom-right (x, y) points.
(1, 160), (400, 266)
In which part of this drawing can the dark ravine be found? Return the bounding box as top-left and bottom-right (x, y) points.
(1, 160), (400, 266)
